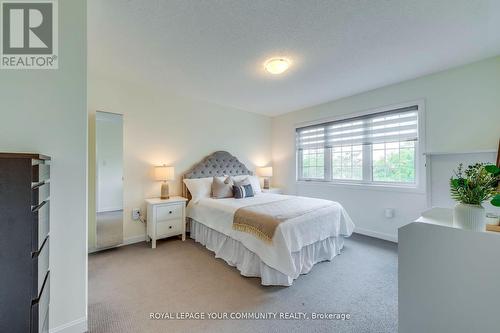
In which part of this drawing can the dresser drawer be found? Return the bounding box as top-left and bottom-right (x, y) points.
(156, 204), (183, 221)
(31, 273), (49, 333)
(156, 219), (182, 238)
(40, 310), (49, 333)
(32, 237), (49, 299)
(32, 201), (50, 252)
(32, 182), (50, 207)
(32, 163), (50, 183)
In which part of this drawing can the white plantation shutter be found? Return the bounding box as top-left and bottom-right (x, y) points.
(296, 105), (419, 150)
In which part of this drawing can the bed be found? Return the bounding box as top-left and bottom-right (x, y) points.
(183, 151), (354, 286)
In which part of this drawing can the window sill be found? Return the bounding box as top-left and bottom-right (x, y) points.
(296, 179), (426, 194)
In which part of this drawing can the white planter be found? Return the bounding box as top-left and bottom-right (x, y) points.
(453, 203), (486, 231)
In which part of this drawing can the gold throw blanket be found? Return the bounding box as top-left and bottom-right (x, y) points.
(233, 197), (334, 242)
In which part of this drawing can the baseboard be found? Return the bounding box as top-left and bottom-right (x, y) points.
(122, 234), (146, 246)
(97, 207), (123, 213)
(354, 227), (398, 243)
(88, 235), (146, 254)
(50, 316), (87, 333)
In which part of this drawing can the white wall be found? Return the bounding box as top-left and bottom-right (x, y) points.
(429, 152), (500, 216)
(272, 56), (500, 241)
(0, 0), (87, 331)
(429, 152), (496, 208)
(96, 112), (123, 212)
(88, 76), (272, 244)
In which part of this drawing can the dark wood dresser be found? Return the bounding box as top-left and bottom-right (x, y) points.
(0, 153), (51, 333)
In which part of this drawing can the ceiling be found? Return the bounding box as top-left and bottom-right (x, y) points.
(88, 0), (500, 116)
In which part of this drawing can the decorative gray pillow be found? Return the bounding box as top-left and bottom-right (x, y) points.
(233, 184), (254, 199)
(211, 176), (234, 198)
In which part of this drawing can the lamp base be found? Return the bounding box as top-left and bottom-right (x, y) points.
(160, 182), (170, 200)
(263, 178), (270, 190)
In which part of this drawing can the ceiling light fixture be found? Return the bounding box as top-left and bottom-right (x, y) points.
(264, 58), (290, 75)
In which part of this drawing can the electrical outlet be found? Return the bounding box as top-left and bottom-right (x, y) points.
(132, 208), (140, 220)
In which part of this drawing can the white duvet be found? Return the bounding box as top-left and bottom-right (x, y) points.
(187, 193), (354, 277)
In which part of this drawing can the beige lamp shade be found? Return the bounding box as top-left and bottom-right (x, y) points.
(257, 167), (273, 177)
(154, 165), (175, 181)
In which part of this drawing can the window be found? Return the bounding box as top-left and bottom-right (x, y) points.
(301, 148), (324, 179)
(296, 104), (421, 187)
(332, 145), (363, 180)
(372, 141), (416, 183)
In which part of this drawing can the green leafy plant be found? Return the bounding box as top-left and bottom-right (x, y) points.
(450, 163), (500, 206)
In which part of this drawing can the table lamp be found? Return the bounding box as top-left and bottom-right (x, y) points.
(154, 165), (175, 199)
(257, 167), (273, 190)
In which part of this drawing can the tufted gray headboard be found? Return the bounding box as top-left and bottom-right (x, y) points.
(182, 151), (253, 200)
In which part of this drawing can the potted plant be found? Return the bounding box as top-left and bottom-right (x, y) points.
(450, 163), (500, 231)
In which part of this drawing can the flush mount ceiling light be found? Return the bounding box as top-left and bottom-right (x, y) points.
(264, 58), (291, 75)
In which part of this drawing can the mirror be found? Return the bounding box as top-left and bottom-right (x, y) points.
(95, 111), (124, 249)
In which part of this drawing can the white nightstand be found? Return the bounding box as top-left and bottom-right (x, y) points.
(262, 188), (282, 194)
(146, 196), (188, 249)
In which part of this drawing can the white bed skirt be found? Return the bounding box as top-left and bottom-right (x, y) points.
(190, 219), (345, 286)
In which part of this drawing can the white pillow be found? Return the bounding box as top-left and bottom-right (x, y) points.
(248, 175), (262, 194)
(232, 175), (262, 194)
(232, 175), (248, 182)
(183, 177), (213, 203)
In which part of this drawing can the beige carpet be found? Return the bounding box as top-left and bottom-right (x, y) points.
(88, 234), (397, 333)
(96, 210), (123, 249)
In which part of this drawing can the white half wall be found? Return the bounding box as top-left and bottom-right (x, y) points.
(272, 56), (500, 241)
(0, 0), (87, 331)
(88, 77), (272, 244)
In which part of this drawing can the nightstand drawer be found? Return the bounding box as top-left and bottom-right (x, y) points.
(156, 219), (182, 237)
(146, 196), (187, 248)
(156, 205), (182, 221)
